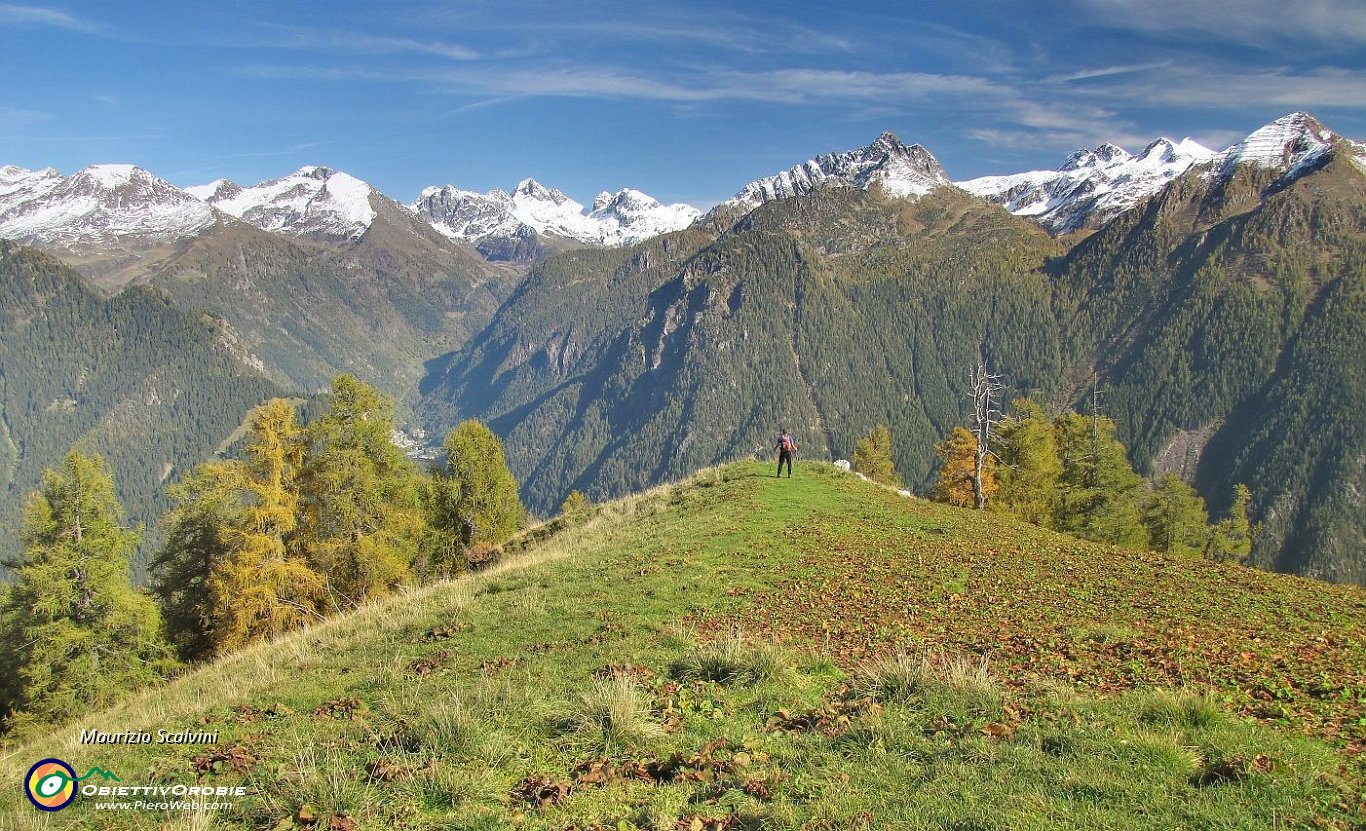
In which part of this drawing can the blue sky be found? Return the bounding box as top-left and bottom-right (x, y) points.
(2, 0), (1364, 208)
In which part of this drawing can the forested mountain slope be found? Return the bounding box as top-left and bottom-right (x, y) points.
(1056, 134), (1366, 583)
(0, 241), (284, 576)
(123, 200), (520, 398)
(420, 187), (1065, 514)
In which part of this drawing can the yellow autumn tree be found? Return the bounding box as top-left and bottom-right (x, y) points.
(931, 426), (996, 508)
(205, 400), (324, 652)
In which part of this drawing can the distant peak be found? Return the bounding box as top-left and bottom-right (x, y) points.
(1060, 144), (1132, 172)
(185, 178), (242, 203)
(872, 130), (905, 148)
(77, 163), (143, 188)
(296, 165), (336, 179)
(1272, 111), (1322, 129)
(513, 178), (570, 206)
(514, 177), (546, 195)
(1207, 111), (1336, 181)
(1137, 137), (1214, 164)
(726, 132), (949, 210)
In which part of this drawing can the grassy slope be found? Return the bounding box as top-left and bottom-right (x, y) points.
(1, 462), (1362, 830)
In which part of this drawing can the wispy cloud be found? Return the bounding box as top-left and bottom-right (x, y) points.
(253, 25), (481, 60)
(1049, 62), (1173, 83)
(242, 62), (1010, 106)
(407, 7), (859, 57)
(1062, 64), (1366, 111)
(0, 3), (103, 34)
(1074, 0), (1366, 48)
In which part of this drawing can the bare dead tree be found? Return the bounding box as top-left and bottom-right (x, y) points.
(970, 364), (1006, 510)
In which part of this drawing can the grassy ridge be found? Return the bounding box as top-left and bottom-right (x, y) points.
(1, 462), (1362, 829)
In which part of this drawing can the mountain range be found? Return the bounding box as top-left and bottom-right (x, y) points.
(2, 119), (1311, 262)
(2, 111), (1364, 585)
(418, 111), (1366, 586)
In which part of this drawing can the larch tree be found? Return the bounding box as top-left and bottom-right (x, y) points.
(151, 460), (240, 662)
(205, 400), (324, 652)
(560, 489), (594, 521)
(931, 427), (995, 508)
(302, 375), (425, 609)
(433, 420), (526, 550)
(994, 398), (1062, 526)
(0, 451), (174, 731)
(1142, 474), (1211, 557)
(1052, 412), (1149, 549)
(1206, 484), (1254, 563)
(852, 424), (900, 486)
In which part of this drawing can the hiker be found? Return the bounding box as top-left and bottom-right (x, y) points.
(774, 429), (797, 477)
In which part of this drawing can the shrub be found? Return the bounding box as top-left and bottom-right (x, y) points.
(464, 542), (501, 572)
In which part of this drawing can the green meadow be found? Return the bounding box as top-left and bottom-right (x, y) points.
(2, 462), (1362, 830)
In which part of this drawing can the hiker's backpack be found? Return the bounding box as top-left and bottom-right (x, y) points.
(781, 434), (795, 452)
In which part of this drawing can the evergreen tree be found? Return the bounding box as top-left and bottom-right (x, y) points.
(433, 421), (526, 548)
(931, 427), (994, 508)
(0, 451), (174, 731)
(1052, 413), (1148, 549)
(994, 398), (1062, 526)
(302, 376), (425, 609)
(1143, 474), (1210, 557)
(151, 461), (240, 662)
(1206, 484), (1254, 563)
(853, 424), (901, 487)
(205, 400), (324, 652)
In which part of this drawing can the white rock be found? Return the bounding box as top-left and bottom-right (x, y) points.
(834, 459), (851, 471)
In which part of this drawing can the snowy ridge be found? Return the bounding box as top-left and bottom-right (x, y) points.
(0, 164), (217, 249)
(957, 137), (1215, 234)
(1205, 112), (1336, 183)
(725, 132), (951, 210)
(194, 166), (379, 240)
(411, 178), (699, 247)
(0, 165), (64, 215)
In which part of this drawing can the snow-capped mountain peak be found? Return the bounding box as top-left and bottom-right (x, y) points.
(1205, 112), (1336, 183)
(411, 179), (699, 250)
(957, 136), (1215, 235)
(0, 165), (64, 214)
(184, 178), (242, 204)
(0, 163), (217, 250)
(513, 178), (574, 207)
(193, 166), (379, 240)
(725, 131), (952, 211)
(1060, 143), (1132, 172)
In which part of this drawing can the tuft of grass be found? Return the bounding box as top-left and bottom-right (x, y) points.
(414, 763), (504, 811)
(936, 654), (1002, 713)
(857, 652), (931, 702)
(1136, 690), (1224, 730)
(571, 675), (665, 750)
(858, 652), (1002, 714)
(671, 633), (791, 686)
